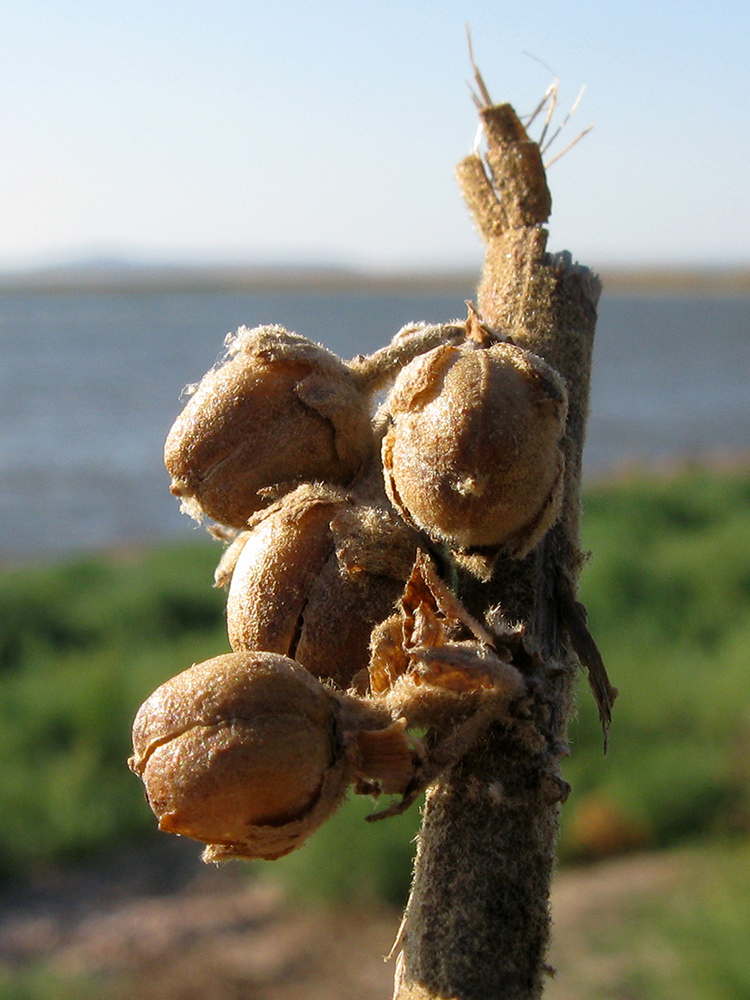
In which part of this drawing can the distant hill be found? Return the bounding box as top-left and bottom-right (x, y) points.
(601, 265), (750, 294)
(0, 260), (748, 295)
(0, 260), (477, 294)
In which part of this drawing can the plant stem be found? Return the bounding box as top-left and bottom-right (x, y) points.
(392, 95), (605, 1000)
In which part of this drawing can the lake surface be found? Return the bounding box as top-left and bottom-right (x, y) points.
(1, 289), (748, 557)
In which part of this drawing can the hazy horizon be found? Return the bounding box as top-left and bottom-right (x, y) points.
(1, 255), (748, 299)
(2, 252), (749, 278)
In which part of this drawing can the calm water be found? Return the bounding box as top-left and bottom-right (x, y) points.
(1, 289), (748, 557)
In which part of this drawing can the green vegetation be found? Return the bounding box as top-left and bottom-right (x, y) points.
(0, 968), (103, 1000)
(665, 840), (750, 1000)
(563, 471), (750, 858)
(0, 470), (749, 895)
(548, 839), (750, 1000)
(0, 541), (229, 878)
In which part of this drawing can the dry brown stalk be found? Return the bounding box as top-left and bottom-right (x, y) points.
(391, 79), (615, 1000)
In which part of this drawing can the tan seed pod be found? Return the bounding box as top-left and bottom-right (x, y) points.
(164, 325), (373, 528)
(129, 651), (352, 860)
(225, 485), (342, 657)
(226, 484), (415, 690)
(129, 651), (424, 859)
(382, 340), (568, 555)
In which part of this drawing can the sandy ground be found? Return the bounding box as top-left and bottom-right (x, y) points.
(0, 839), (684, 999)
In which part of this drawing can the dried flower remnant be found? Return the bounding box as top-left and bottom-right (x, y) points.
(164, 325), (374, 528)
(364, 552), (535, 818)
(382, 312), (568, 557)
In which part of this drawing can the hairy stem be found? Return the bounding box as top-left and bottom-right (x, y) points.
(392, 96), (603, 1000)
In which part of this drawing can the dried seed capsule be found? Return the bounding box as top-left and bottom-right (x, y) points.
(129, 651), (422, 859)
(164, 325), (373, 528)
(382, 340), (568, 555)
(225, 484), (415, 690)
(129, 651), (351, 860)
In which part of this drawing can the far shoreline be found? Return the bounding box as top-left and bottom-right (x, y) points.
(0, 263), (748, 296)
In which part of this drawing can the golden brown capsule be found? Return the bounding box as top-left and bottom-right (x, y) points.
(129, 651), (420, 859)
(382, 339), (568, 556)
(164, 325), (373, 528)
(224, 484), (416, 690)
(129, 651), (351, 860)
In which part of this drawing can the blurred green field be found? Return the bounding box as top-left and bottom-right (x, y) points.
(545, 837), (750, 1000)
(1, 469), (749, 896)
(564, 470), (750, 858)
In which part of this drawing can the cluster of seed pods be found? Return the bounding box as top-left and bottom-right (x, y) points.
(129, 309), (570, 861)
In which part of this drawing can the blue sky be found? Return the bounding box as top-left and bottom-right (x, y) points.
(1, 0), (748, 272)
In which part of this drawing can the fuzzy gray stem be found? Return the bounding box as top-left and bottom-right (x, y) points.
(393, 219), (600, 998)
(394, 729), (561, 1000)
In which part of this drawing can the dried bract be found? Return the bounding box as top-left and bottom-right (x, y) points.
(164, 325), (373, 528)
(369, 552), (526, 724)
(213, 528), (251, 589)
(382, 336), (568, 556)
(362, 552), (532, 818)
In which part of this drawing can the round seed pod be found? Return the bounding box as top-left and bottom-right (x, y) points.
(382, 341), (568, 555)
(128, 651), (351, 860)
(164, 325), (373, 528)
(225, 484), (414, 690)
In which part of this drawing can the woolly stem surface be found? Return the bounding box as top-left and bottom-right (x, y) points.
(393, 101), (601, 998)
